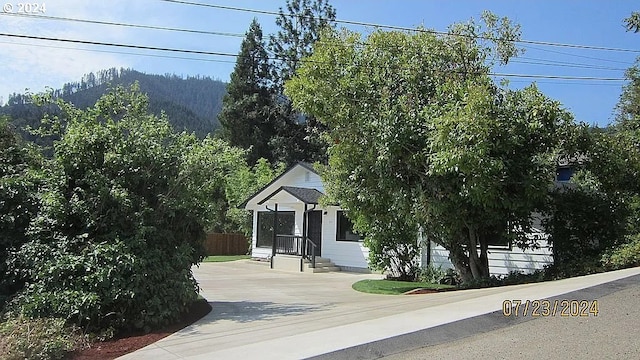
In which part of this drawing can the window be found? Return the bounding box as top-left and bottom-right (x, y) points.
(256, 211), (295, 248)
(484, 224), (512, 250)
(486, 232), (511, 249)
(336, 211), (362, 242)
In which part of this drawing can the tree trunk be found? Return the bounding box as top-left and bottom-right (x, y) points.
(466, 227), (491, 280)
(448, 241), (472, 283)
(467, 227), (483, 279)
(478, 233), (490, 278)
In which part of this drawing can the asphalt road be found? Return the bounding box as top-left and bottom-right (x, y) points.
(382, 277), (640, 360)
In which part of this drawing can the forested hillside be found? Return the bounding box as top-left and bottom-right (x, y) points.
(0, 68), (227, 139)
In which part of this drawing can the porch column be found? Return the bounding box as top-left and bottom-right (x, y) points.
(302, 203), (308, 257)
(271, 203), (278, 269)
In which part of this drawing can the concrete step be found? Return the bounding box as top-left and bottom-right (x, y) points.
(271, 254), (341, 273)
(303, 257), (341, 273)
(309, 266), (342, 273)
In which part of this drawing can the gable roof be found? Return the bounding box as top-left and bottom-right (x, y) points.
(257, 186), (323, 205)
(239, 162), (319, 208)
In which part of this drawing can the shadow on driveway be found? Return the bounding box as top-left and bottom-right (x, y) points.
(205, 300), (330, 323)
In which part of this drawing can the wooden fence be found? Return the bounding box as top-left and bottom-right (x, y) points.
(203, 233), (249, 256)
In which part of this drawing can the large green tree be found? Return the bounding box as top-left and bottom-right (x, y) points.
(286, 14), (571, 281)
(6, 85), (243, 332)
(218, 19), (278, 165)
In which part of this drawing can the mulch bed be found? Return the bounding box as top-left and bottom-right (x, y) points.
(404, 287), (459, 295)
(69, 299), (212, 360)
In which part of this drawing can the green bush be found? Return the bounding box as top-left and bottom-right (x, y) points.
(602, 233), (640, 270)
(542, 257), (604, 280)
(0, 315), (82, 360)
(5, 86), (244, 333)
(416, 264), (446, 284)
(457, 270), (546, 289)
(0, 116), (44, 311)
(544, 181), (628, 267)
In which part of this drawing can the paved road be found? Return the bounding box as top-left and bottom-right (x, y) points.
(381, 280), (640, 360)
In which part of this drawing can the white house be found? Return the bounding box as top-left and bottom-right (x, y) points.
(242, 162), (369, 272)
(243, 162), (553, 275)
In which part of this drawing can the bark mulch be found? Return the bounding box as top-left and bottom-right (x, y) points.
(69, 299), (212, 360)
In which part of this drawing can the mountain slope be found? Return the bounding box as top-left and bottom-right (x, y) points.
(1, 68), (227, 139)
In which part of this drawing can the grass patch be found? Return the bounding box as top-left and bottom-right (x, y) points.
(202, 255), (250, 263)
(352, 279), (455, 295)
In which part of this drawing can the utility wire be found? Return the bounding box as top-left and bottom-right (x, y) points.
(491, 73), (624, 81)
(0, 12), (244, 38)
(0, 32), (627, 82)
(5, 3), (633, 70)
(521, 44), (634, 65)
(159, 0), (640, 54)
(0, 32), (239, 58)
(0, 40), (238, 64)
(513, 58), (627, 72)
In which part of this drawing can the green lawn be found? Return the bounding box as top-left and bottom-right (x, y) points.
(352, 279), (455, 295)
(202, 255), (250, 262)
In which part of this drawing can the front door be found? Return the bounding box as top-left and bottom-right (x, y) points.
(307, 210), (323, 256)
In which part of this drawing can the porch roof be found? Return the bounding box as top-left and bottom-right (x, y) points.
(257, 186), (324, 205)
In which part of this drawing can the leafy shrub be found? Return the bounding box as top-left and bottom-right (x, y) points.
(602, 233), (640, 270)
(440, 268), (461, 286)
(0, 315), (83, 360)
(416, 264), (446, 283)
(542, 257), (604, 280)
(544, 177), (628, 266)
(0, 117), (44, 310)
(500, 270), (546, 285)
(5, 85), (242, 333)
(458, 270), (547, 289)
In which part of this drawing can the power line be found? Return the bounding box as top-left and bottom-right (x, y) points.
(0, 32), (627, 82)
(159, 0), (640, 54)
(0, 12), (244, 38)
(513, 58), (627, 72)
(0, 32), (239, 58)
(0, 40), (238, 64)
(491, 73), (624, 81)
(506, 79), (624, 87)
(521, 44), (634, 65)
(5, 3), (633, 72)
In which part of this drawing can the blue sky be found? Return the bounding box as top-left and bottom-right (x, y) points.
(0, 0), (638, 126)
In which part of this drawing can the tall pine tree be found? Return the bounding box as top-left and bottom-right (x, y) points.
(268, 0), (337, 164)
(218, 19), (276, 165)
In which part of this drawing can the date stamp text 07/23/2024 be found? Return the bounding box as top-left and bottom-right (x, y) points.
(503, 299), (599, 317)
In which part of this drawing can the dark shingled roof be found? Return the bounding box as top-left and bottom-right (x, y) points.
(257, 186), (324, 205)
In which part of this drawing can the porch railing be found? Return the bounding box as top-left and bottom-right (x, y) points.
(275, 235), (317, 269)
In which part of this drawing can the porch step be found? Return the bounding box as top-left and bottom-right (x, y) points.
(271, 255), (341, 273)
(302, 257), (341, 273)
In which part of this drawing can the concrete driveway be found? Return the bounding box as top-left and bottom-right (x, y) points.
(120, 261), (640, 360)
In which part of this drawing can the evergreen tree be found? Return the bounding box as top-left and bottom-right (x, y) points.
(268, 0), (337, 164)
(270, 0), (336, 90)
(218, 19), (277, 165)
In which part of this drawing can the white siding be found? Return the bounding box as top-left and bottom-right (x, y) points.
(429, 241), (553, 276)
(321, 207), (369, 269)
(244, 164), (324, 211)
